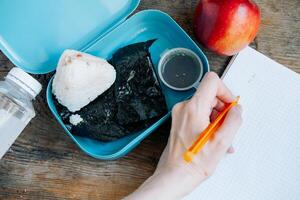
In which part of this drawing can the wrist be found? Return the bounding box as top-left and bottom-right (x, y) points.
(153, 165), (205, 197)
(125, 165), (205, 200)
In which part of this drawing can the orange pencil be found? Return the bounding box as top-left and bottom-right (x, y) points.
(183, 97), (240, 163)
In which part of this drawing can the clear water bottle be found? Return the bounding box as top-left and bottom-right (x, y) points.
(0, 68), (42, 159)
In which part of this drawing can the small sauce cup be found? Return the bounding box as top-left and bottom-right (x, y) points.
(158, 48), (203, 91)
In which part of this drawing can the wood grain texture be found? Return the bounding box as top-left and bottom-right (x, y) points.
(0, 0), (299, 199)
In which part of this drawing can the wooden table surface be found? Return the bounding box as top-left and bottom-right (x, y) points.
(0, 0), (299, 199)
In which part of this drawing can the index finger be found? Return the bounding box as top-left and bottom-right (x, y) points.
(193, 72), (236, 104)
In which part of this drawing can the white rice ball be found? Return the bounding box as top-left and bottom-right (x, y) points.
(52, 49), (116, 112)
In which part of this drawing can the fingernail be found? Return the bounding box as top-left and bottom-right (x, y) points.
(227, 146), (235, 154)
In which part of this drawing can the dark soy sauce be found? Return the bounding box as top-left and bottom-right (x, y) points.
(162, 54), (201, 89)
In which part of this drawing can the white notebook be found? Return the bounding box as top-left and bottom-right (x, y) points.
(184, 47), (300, 200)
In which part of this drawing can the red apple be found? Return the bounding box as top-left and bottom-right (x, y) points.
(194, 0), (261, 56)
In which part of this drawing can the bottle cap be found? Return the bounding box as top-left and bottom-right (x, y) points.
(6, 68), (42, 98)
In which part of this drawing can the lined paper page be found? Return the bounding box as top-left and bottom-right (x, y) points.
(184, 47), (300, 200)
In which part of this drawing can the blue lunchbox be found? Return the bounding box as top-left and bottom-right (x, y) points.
(0, 0), (209, 159)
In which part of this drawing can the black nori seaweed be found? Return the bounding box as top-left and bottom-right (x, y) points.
(54, 39), (168, 142)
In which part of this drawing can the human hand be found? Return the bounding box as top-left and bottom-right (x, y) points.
(125, 72), (242, 200)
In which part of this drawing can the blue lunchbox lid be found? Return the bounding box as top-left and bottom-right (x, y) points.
(0, 0), (140, 74)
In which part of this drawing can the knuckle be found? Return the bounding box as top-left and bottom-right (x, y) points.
(186, 104), (195, 114)
(185, 103), (198, 117)
(205, 72), (219, 81)
(172, 102), (183, 114)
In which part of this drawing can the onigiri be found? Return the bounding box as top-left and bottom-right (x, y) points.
(52, 50), (116, 112)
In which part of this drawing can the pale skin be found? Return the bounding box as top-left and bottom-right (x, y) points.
(125, 72), (243, 200)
